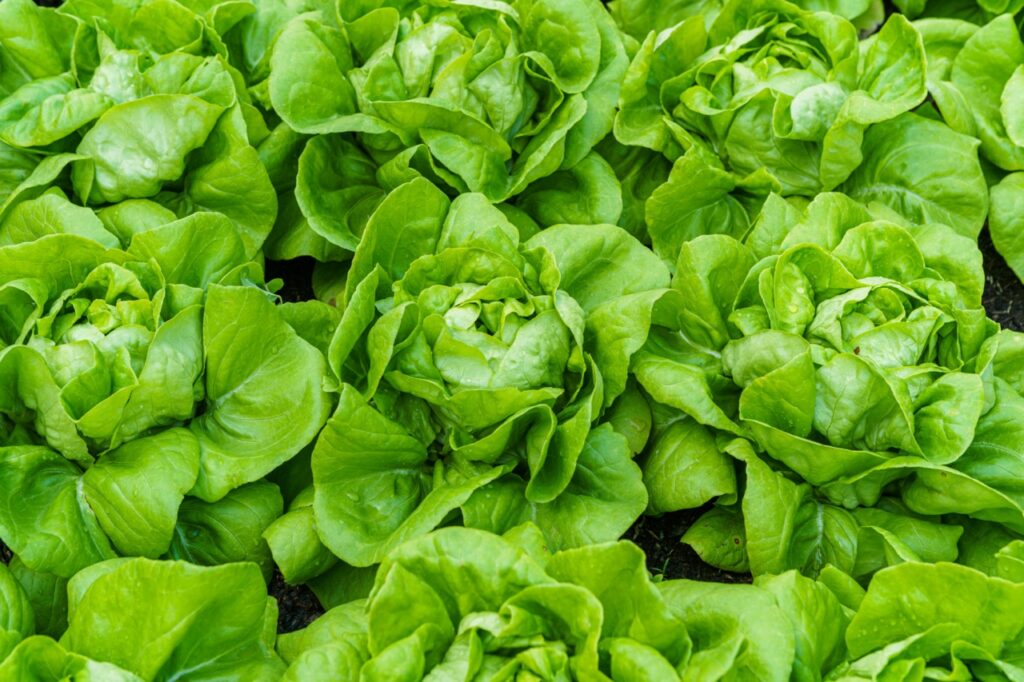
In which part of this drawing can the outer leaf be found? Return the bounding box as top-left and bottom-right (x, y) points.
(841, 113), (987, 238)
(189, 285), (330, 501)
(0, 446), (115, 578)
(62, 558), (285, 680)
(80, 428), (200, 558)
(72, 95), (224, 204)
(990, 172), (1024, 283)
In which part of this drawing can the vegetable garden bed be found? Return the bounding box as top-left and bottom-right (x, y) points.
(8, 0), (1024, 679)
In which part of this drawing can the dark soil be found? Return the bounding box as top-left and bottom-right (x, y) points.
(269, 571), (324, 633)
(626, 508), (752, 583)
(266, 257), (316, 304)
(981, 229), (1024, 331)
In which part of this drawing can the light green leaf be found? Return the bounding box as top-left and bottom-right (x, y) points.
(189, 285), (330, 502)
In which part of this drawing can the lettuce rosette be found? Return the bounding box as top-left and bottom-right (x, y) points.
(612, 0), (990, 261)
(250, 0), (630, 262)
(0, 217), (329, 580)
(628, 191), (1014, 580)
(264, 0), (626, 200)
(286, 178), (670, 573)
(278, 527), (676, 681)
(0, 0), (276, 257)
(278, 524), (861, 682)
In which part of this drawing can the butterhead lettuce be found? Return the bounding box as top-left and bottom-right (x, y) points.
(309, 181), (664, 567)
